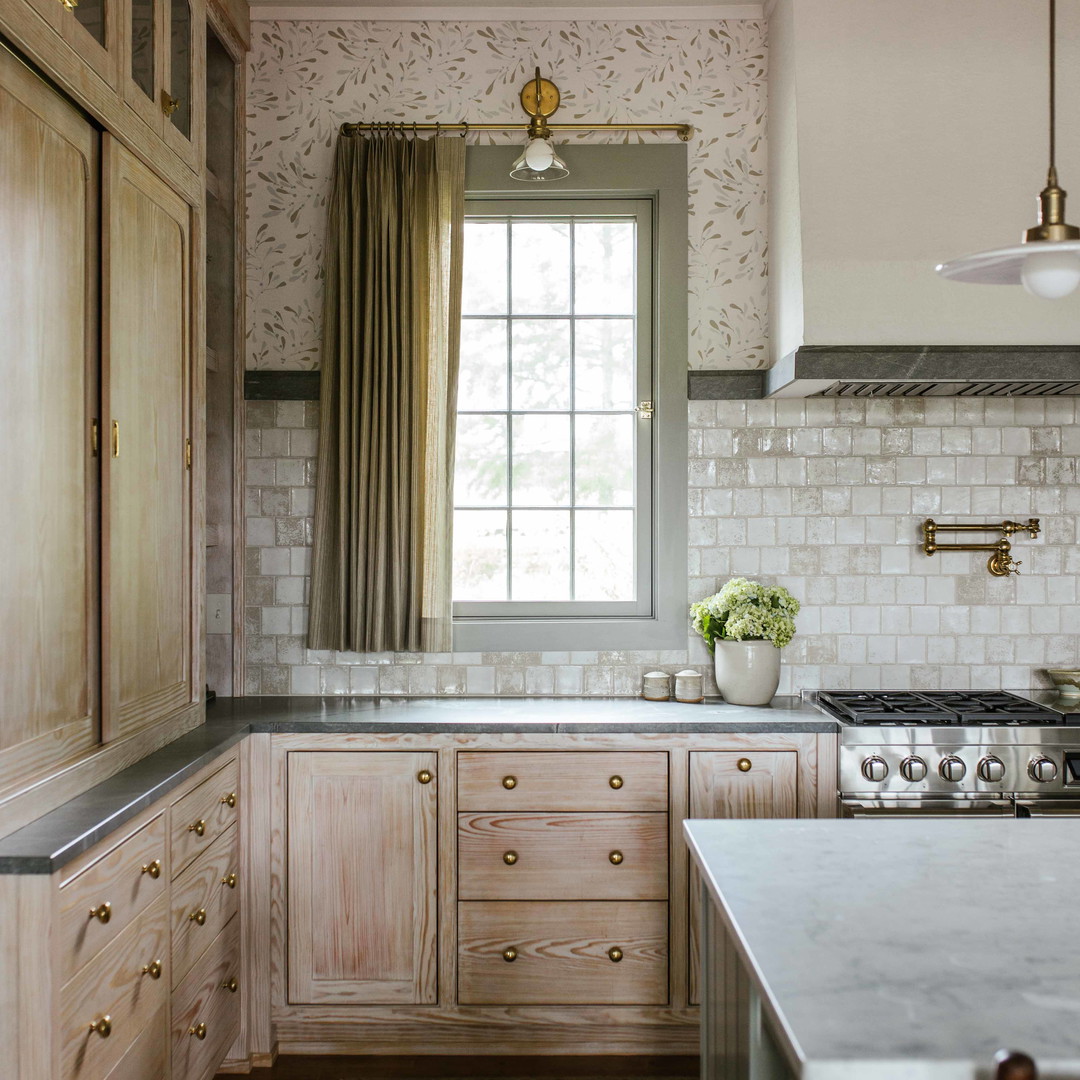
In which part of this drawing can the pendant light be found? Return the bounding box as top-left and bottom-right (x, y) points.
(936, 0), (1080, 298)
(510, 69), (569, 182)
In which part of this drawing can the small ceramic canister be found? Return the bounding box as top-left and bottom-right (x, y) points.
(674, 669), (704, 704)
(642, 671), (671, 701)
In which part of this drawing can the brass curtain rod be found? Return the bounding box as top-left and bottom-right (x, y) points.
(340, 121), (694, 142)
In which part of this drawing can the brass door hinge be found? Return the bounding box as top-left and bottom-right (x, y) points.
(90, 418), (98, 456)
(636, 400), (654, 420)
(185, 438), (192, 470)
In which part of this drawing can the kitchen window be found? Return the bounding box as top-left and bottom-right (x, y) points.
(452, 146), (687, 651)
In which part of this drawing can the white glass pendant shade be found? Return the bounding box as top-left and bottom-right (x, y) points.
(510, 138), (569, 182)
(936, 240), (1080, 297)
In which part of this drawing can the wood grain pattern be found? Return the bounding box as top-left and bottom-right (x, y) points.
(458, 900), (668, 1006)
(458, 812), (668, 901)
(170, 821), (239, 987)
(101, 134), (194, 742)
(458, 752), (668, 812)
(0, 41), (99, 794)
(816, 733), (839, 818)
(287, 751), (438, 1006)
(171, 914), (241, 1080)
(59, 893), (169, 1080)
(171, 756), (239, 877)
(687, 751), (798, 1005)
(161, 0), (207, 173)
(57, 810), (168, 980)
(102, 1003), (169, 1080)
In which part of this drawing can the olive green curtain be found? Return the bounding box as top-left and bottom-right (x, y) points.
(308, 133), (465, 653)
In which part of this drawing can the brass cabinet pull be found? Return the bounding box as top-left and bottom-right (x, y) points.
(88, 1015), (111, 1038)
(88, 902), (111, 924)
(737, 758), (752, 772)
(142, 959), (163, 980)
(609, 775), (623, 789)
(417, 770), (432, 785)
(221, 872), (238, 889)
(609, 850), (624, 865)
(221, 791), (237, 808)
(185, 438), (192, 470)
(189, 1022), (207, 1040)
(110, 420), (119, 458)
(608, 946), (624, 963)
(502, 851), (518, 865)
(188, 819), (206, 836)
(141, 859), (162, 879)
(501, 775), (517, 789)
(161, 91), (181, 116)
(222, 976), (239, 993)
(502, 947), (518, 963)
(189, 907), (207, 925)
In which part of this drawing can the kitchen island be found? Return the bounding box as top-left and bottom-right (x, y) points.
(684, 818), (1080, 1080)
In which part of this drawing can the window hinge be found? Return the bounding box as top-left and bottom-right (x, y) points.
(636, 400), (654, 420)
(185, 438), (192, 470)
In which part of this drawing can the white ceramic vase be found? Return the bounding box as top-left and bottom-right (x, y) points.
(713, 640), (782, 706)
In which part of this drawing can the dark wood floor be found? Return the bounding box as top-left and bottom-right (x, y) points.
(221, 1055), (699, 1079)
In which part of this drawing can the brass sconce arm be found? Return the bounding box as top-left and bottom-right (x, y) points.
(922, 519), (1039, 576)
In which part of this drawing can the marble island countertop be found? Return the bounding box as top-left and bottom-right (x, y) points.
(0, 694), (834, 873)
(684, 818), (1080, 1080)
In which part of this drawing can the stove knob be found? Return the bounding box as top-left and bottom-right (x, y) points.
(939, 755), (966, 782)
(899, 756), (927, 782)
(977, 756), (1006, 783)
(861, 755), (889, 782)
(1028, 756), (1059, 783)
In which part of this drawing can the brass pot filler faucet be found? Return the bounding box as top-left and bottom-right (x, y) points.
(922, 518), (1040, 577)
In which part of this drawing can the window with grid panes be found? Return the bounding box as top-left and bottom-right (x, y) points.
(453, 200), (653, 618)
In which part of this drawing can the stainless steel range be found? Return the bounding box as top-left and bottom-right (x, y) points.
(815, 690), (1080, 817)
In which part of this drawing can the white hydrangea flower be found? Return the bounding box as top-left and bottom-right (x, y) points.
(689, 577), (800, 654)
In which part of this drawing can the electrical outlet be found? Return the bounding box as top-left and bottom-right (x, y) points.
(207, 594), (232, 634)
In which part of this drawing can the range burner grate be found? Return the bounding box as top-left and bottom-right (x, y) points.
(818, 690), (1063, 726)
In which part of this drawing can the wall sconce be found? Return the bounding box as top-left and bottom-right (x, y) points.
(510, 69), (570, 182)
(922, 519), (1040, 576)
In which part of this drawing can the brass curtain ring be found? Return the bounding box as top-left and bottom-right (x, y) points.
(461, 120), (469, 139)
(435, 121), (441, 138)
(412, 121), (418, 138)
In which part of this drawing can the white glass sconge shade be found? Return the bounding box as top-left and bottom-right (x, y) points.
(510, 138), (569, 182)
(936, 239), (1080, 298)
(1020, 247), (1080, 298)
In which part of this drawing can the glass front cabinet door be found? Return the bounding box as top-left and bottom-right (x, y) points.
(25, 0), (120, 88)
(123, 0), (204, 171)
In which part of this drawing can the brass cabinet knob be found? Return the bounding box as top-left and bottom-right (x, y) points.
(189, 907), (207, 925)
(609, 775), (623, 789)
(142, 959), (163, 980)
(222, 976), (239, 994)
(221, 872), (238, 889)
(88, 902), (111, 924)
(608, 850), (624, 865)
(141, 859), (162, 879)
(502, 775), (517, 789)
(737, 758), (752, 772)
(189, 1022), (207, 1040)
(88, 1015), (112, 1038)
(608, 946), (624, 963)
(502, 851), (518, 865)
(502, 947), (518, 962)
(188, 819), (206, 836)
(417, 770), (433, 784)
(221, 792), (237, 808)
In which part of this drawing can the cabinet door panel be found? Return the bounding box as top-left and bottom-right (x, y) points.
(102, 137), (192, 740)
(688, 751), (797, 1004)
(0, 44), (99, 790)
(288, 751), (438, 1005)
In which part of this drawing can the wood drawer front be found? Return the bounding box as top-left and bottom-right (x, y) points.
(103, 1005), (168, 1080)
(58, 813), (168, 981)
(458, 812), (669, 901)
(458, 900), (668, 1005)
(59, 894), (169, 1080)
(171, 823), (239, 988)
(171, 916), (241, 1080)
(458, 752), (667, 812)
(171, 758), (239, 878)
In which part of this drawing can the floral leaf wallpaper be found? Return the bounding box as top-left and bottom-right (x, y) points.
(246, 18), (768, 371)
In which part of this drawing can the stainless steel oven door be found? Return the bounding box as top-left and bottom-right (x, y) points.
(841, 798), (1015, 818)
(1015, 799), (1080, 817)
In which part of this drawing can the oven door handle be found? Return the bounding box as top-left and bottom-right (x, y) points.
(1015, 799), (1080, 817)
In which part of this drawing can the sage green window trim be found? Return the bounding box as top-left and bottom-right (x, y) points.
(453, 145), (688, 652)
